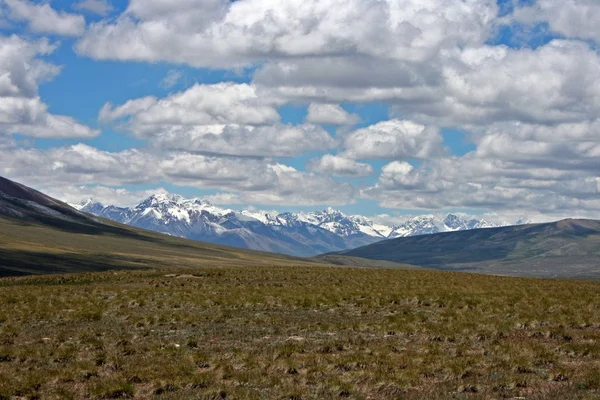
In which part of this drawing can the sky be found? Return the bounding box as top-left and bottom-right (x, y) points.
(1, 0), (600, 224)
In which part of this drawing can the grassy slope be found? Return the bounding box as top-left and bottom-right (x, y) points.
(1, 266), (600, 399)
(329, 219), (600, 278)
(0, 216), (314, 277)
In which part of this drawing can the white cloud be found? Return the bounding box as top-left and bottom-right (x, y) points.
(4, 0), (600, 219)
(253, 56), (440, 97)
(0, 35), (59, 98)
(307, 154), (373, 177)
(260, 39), (600, 128)
(160, 69), (183, 89)
(5, 0), (86, 36)
(362, 160), (598, 214)
(404, 40), (600, 126)
(0, 35), (98, 139)
(0, 135), (15, 149)
(100, 82), (337, 157)
(73, 0), (114, 17)
(76, 1), (600, 131)
(512, 0), (600, 46)
(306, 103), (359, 125)
(98, 97), (157, 123)
(0, 144), (356, 206)
(197, 167), (356, 206)
(76, 0), (497, 67)
(99, 82), (282, 130)
(153, 123), (335, 157)
(160, 155), (356, 205)
(361, 119), (600, 217)
(342, 119), (444, 160)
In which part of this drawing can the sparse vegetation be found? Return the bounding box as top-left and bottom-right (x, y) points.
(1, 266), (600, 399)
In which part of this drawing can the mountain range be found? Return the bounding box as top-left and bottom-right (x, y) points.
(3, 176), (600, 279)
(72, 194), (525, 256)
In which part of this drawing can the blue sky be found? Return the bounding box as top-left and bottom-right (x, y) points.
(1, 0), (600, 223)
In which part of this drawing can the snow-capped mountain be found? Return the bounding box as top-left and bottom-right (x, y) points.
(388, 214), (508, 238)
(295, 208), (395, 238)
(72, 194), (523, 256)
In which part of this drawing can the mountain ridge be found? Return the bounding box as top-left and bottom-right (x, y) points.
(72, 194), (526, 256)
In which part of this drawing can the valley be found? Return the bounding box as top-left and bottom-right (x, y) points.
(1, 176), (600, 399)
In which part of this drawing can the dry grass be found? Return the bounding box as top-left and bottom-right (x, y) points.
(1, 266), (600, 399)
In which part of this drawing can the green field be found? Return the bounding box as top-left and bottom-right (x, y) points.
(2, 266), (600, 399)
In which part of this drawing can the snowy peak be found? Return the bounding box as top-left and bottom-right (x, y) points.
(444, 214), (508, 231)
(136, 193), (185, 209)
(295, 208), (383, 238)
(443, 214), (465, 231)
(128, 193), (241, 225)
(71, 197), (102, 211)
(390, 215), (439, 238)
(443, 214), (495, 231)
(239, 210), (272, 224)
(389, 213), (514, 238)
(70, 198), (106, 214)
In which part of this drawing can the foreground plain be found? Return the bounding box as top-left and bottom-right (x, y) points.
(1, 266), (600, 399)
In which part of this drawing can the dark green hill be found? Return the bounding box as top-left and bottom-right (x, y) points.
(325, 219), (600, 278)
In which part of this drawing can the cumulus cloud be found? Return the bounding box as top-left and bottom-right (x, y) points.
(4, 0), (600, 219)
(363, 159), (600, 215)
(253, 56), (441, 100)
(342, 119), (444, 160)
(153, 123), (335, 157)
(100, 82), (337, 157)
(72, 0), (115, 17)
(0, 144), (356, 206)
(99, 82), (282, 129)
(5, 0), (86, 36)
(402, 40), (600, 126)
(0, 35), (98, 139)
(261, 40), (600, 128)
(163, 155), (356, 206)
(512, 0), (600, 45)
(76, 0), (497, 67)
(307, 154), (373, 177)
(306, 103), (359, 125)
(362, 119), (600, 217)
(0, 135), (15, 149)
(198, 170), (357, 207)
